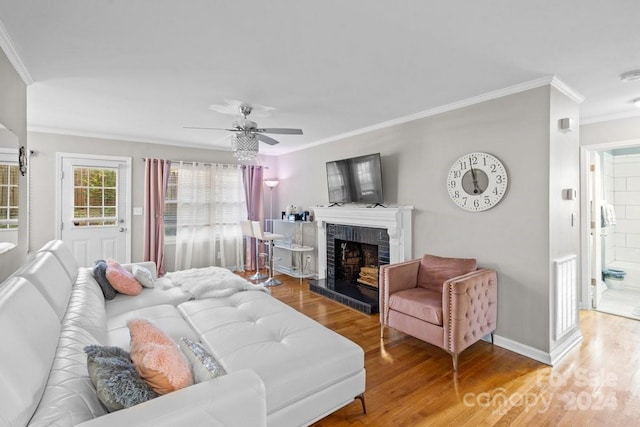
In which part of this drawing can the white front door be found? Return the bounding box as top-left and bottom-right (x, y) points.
(58, 154), (131, 267)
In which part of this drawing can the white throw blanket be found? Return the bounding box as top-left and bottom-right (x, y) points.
(159, 267), (270, 298)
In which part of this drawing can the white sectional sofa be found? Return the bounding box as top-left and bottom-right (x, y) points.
(0, 240), (366, 427)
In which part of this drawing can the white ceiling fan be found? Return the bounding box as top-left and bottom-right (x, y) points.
(184, 102), (303, 159)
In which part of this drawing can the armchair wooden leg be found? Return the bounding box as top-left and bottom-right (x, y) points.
(380, 325), (385, 339)
(355, 393), (367, 414)
(452, 353), (459, 371)
(491, 332), (494, 345)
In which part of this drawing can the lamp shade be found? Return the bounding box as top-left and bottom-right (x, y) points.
(264, 179), (279, 188)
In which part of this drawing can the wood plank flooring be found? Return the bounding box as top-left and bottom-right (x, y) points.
(248, 273), (640, 426)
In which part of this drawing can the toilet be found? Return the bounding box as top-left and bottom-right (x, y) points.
(602, 268), (626, 290)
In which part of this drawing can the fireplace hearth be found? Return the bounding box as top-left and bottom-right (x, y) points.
(309, 223), (389, 314)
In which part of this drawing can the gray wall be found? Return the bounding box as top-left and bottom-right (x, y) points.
(27, 132), (277, 270)
(0, 47), (27, 281)
(278, 85), (579, 355)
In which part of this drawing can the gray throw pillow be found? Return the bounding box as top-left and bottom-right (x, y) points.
(93, 259), (117, 300)
(84, 345), (158, 412)
(85, 345), (130, 386)
(179, 337), (226, 383)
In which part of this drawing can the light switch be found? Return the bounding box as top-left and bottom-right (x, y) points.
(133, 207), (143, 216)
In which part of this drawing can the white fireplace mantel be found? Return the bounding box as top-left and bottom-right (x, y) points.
(313, 205), (414, 279)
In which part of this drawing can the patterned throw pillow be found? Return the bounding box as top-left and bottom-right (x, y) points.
(128, 319), (193, 394)
(179, 337), (227, 383)
(84, 345), (158, 412)
(132, 264), (155, 288)
(106, 259), (142, 296)
(92, 260), (117, 300)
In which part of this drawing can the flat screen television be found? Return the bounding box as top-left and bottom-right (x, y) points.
(326, 153), (384, 205)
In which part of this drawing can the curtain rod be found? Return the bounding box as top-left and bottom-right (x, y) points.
(140, 158), (268, 168)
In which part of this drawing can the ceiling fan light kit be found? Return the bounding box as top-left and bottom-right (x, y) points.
(186, 102), (303, 161)
(232, 133), (259, 161)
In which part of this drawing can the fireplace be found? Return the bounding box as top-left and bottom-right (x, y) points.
(310, 205), (413, 314)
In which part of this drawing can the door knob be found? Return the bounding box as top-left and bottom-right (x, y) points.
(119, 227), (127, 232)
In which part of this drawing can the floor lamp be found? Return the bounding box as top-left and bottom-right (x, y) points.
(264, 179), (279, 230)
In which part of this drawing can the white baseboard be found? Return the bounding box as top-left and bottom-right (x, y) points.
(550, 328), (583, 365)
(491, 329), (583, 366)
(493, 334), (553, 365)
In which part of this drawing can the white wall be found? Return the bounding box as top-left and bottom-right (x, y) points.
(0, 46), (27, 281)
(278, 85), (580, 356)
(612, 153), (640, 263)
(27, 132), (277, 271)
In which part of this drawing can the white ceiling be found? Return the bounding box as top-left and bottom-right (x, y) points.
(1, 1), (640, 155)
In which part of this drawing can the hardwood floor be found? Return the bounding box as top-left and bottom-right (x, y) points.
(251, 274), (640, 426)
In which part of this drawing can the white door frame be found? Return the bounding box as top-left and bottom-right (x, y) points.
(55, 152), (132, 262)
(580, 138), (640, 310)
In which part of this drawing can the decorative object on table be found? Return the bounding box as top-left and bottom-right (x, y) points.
(285, 204), (296, 217)
(447, 152), (508, 211)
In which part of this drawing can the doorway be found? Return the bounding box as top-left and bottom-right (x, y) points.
(582, 140), (640, 320)
(56, 153), (131, 267)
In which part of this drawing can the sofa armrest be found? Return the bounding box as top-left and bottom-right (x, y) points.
(443, 268), (497, 355)
(75, 370), (266, 427)
(379, 259), (420, 324)
(121, 262), (158, 280)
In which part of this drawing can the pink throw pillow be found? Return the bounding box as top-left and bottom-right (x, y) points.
(106, 259), (142, 296)
(416, 254), (477, 292)
(128, 319), (193, 395)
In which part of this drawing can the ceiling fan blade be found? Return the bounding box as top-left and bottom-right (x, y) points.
(256, 128), (303, 135)
(183, 126), (237, 131)
(257, 133), (280, 145)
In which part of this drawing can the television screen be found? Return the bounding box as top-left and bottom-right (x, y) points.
(326, 153), (383, 205)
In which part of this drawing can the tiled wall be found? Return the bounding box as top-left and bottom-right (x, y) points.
(612, 153), (640, 263)
(603, 152), (615, 265)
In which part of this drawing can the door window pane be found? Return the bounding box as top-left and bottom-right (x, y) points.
(72, 167), (118, 227)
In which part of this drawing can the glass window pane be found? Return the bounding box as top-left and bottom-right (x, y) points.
(104, 207), (116, 217)
(104, 170), (116, 187)
(104, 189), (116, 206)
(74, 207), (88, 219)
(89, 208), (102, 218)
(0, 165), (8, 185)
(89, 188), (103, 206)
(89, 169), (103, 187)
(74, 188), (87, 206)
(9, 208), (18, 219)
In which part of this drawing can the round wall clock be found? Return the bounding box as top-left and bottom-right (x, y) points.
(447, 152), (508, 212)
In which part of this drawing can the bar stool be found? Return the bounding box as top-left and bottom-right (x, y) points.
(240, 220), (267, 281)
(251, 221), (285, 287)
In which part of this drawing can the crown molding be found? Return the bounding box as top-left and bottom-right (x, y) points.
(0, 18), (33, 85)
(580, 109), (640, 125)
(279, 75), (582, 155)
(549, 76), (585, 104)
(28, 125), (233, 151)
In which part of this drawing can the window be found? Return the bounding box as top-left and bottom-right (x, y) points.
(164, 167), (178, 237)
(0, 159), (18, 230)
(163, 164), (246, 237)
(72, 167), (118, 227)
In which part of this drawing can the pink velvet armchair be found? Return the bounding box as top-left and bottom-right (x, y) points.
(379, 254), (497, 370)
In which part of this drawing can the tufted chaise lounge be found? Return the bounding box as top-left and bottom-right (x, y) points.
(379, 254), (497, 370)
